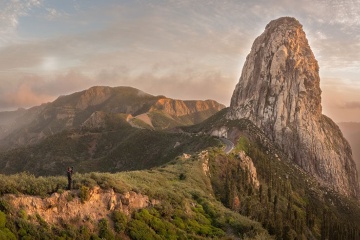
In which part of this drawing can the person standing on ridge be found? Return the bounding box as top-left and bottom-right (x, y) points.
(67, 166), (73, 190)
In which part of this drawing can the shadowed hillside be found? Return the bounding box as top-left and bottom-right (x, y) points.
(0, 126), (220, 176)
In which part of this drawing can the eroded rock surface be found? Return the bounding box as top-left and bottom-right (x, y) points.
(7, 187), (156, 225)
(227, 17), (359, 198)
(237, 150), (260, 189)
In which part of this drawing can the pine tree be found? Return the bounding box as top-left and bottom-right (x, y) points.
(273, 194), (278, 220)
(268, 187), (272, 203)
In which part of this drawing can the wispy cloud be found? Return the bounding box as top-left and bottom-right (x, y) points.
(0, 0), (42, 44)
(0, 75), (51, 109)
(45, 8), (67, 20)
(344, 102), (360, 109)
(0, 0), (359, 121)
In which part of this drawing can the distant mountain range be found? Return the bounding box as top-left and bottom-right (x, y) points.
(0, 86), (224, 176)
(0, 86), (224, 149)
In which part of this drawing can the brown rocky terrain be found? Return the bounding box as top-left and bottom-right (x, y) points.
(227, 17), (359, 198)
(7, 187), (154, 225)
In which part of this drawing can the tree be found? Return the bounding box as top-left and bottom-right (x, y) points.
(268, 187), (272, 203)
(273, 195), (278, 219)
(259, 184), (263, 203)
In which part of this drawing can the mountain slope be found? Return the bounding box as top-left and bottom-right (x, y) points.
(0, 126), (220, 176)
(184, 108), (360, 239)
(0, 86), (225, 148)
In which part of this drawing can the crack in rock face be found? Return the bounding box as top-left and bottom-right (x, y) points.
(227, 17), (359, 198)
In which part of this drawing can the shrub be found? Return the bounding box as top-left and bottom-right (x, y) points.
(78, 226), (91, 240)
(66, 192), (74, 202)
(0, 200), (12, 214)
(0, 228), (16, 240)
(98, 218), (114, 240)
(112, 211), (127, 233)
(79, 185), (90, 203)
(36, 213), (48, 229)
(0, 211), (16, 240)
(127, 219), (161, 240)
(18, 209), (27, 220)
(0, 211), (5, 228)
(179, 173), (186, 180)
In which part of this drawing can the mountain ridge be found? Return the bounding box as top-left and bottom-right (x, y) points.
(0, 86), (225, 149)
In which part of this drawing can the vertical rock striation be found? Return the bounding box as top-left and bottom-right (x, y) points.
(227, 17), (359, 198)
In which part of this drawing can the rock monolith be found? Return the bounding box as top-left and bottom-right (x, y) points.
(227, 17), (359, 198)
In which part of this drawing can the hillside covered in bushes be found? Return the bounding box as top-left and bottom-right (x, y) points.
(0, 115), (360, 239)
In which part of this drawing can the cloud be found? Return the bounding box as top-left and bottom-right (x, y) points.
(0, 77), (52, 109)
(120, 69), (235, 105)
(0, 62), (235, 111)
(0, 70), (95, 110)
(320, 77), (360, 122)
(0, 0), (42, 44)
(343, 102), (360, 109)
(45, 8), (67, 20)
(0, 0), (247, 110)
(0, 0), (359, 122)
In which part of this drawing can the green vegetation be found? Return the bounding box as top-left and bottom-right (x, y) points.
(79, 185), (90, 203)
(0, 211), (16, 240)
(0, 124), (359, 239)
(148, 111), (182, 129)
(0, 145), (269, 239)
(0, 127), (220, 176)
(129, 117), (154, 129)
(185, 109), (360, 239)
(0, 105), (359, 239)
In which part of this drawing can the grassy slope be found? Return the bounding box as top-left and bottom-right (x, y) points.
(0, 147), (270, 240)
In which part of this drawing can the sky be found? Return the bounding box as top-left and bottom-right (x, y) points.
(0, 0), (359, 122)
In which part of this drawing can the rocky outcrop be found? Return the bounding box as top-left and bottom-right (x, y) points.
(81, 111), (107, 129)
(150, 98), (224, 117)
(237, 150), (259, 188)
(227, 17), (359, 198)
(7, 187), (157, 225)
(199, 150), (211, 177)
(76, 86), (112, 110)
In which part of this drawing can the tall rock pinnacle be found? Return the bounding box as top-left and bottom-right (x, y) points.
(227, 17), (359, 198)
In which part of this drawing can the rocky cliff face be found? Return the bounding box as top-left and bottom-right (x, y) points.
(227, 17), (359, 198)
